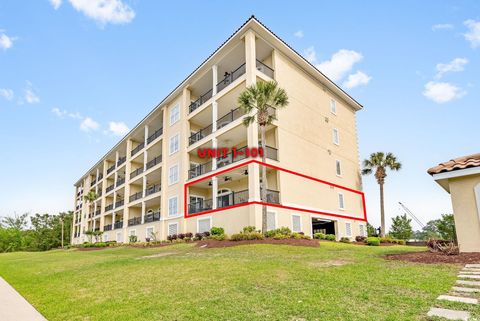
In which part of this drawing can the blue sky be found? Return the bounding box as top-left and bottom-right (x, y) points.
(1, 1), (479, 231)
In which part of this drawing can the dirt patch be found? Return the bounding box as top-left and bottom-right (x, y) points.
(195, 238), (320, 248)
(136, 252), (176, 260)
(386, 251), (480, 264)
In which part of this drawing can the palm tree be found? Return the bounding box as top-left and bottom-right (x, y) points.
(362, 152), (402, 237)
(238, 80), (289, 233)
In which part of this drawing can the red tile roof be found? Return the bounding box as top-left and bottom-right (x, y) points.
(428, 153), (480, 175)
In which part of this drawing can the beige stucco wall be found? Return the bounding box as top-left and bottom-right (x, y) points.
(448, 174), (480, 252)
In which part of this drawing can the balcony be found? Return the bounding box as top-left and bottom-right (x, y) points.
(256, 60), (274, 78)
(189, 108), (243, 146)
(146, 155), (162, 170)
(97, 190), (102, 198)
(116, 177), (125, 187)
(145, 184), (161, 197)
(130, 167), (144, 179)
(144, 211), (161, 223)
(188, 189), (249, 214)
(147, 128), (163, 144)
(216, 63), (246, 93)
(95, 209), (101, 216)
(107, 164), (116, 175)
(114, 221), (123, 229)
(188, 161), (212, 179)
(131, 142), (144, 157)
(90, 178), (96, 187)
(105, 204), (113, 212)
(266, 190), (280, 204)
(117, 156), (126, 167)
(106, 184), (114, 193)
(128, 217), (142, 226)
(104, 224), (112, 231)
(189, 89), (213, 114)
(115, 199), (124, 208)
(98, 173), (103, 181)
(129, 191), (142, 202)
(189, 123), (213, 145)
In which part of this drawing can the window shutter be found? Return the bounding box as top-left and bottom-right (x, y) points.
(346, 223), (352, 237)
(292, 215), (301, 232)
(168, 223), (178, 236)
(359, 224), (365, 237)
(267, 212), (276, 231)
(198, 218), (211, 233)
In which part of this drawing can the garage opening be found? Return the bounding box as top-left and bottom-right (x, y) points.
(312, 218), (336, 236)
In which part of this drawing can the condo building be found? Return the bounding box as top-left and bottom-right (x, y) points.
(72, 16), (367, 244)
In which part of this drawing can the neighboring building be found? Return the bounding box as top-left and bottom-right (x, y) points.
(428, 153), (480, 252)
(72, 16), (366, 244)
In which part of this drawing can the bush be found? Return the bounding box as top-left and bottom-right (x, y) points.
(94, 242), (107, 247)
(355, 236), (366, 242)
(194, 233), (203, 240)
(242, 226), (257, 233)
(380, 236), (393, 243)
(209, 234), (226, 241)
(185, 232), (193, 238)
(314, 233), (326, 240)
(396, 239), (406, 245)
(210, 227), (225, 236)
(129, 235), (137, 243)
(167, 234), (178, 242)
(292, 232), (311, 239)
(177, 233), (185, 240)
(203, 231), (211, 237)
(325, 234), (336, 241)
(366, 237), (380, 246)
(340, 237), (351, 243)
(230, 231), (264, 241)
(272, 233), (289, 240)
(265, 227), (292, 238)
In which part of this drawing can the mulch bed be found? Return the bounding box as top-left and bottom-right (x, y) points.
(196, 238), (320, 248)
(386, 251), (480, 264)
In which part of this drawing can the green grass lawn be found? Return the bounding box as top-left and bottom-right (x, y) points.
(0, 242), (474, 321)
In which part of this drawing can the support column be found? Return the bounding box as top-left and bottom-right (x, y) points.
(142, 176), (147, 198)
(141, 201), (145, 225)
(144, 125), (149, 147)
(212, 101), (218, 133)
(212, 176), (218, 210)
(244, 30), (256, 87)
(212, 65), (218, 96)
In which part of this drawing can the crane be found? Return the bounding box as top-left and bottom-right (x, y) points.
(398, 202), (425, 229)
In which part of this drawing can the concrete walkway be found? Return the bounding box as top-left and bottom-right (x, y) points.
(0, 277), (47, 321)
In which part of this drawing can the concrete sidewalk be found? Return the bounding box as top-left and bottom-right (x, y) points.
(0, 276), (47, 321)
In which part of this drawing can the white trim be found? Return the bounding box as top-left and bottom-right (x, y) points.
(433, 167), (480, 181)
(197, 216), (212, 233)
(162, 215), (182, 221)
(330, 98), (337, 115)
(291, 214), (302, 233)
(168, 195), (179, 217)
(169, 133), (180, 155)
(168, 163), (179, 185)
(333, 128), (340, 145)
(145, 226), (155, 239)
(169, 104), (180, 126)
(168, 222), (179, 236)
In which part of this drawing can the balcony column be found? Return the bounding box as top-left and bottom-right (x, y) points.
(244, 30), (256, 87)
(212, 176), (218, 210)
(212, 64), (218, 96)
(144, 125), (149, 147)
(112, 212), (116, 227)
(144, 149), (148, 172)
(141, 201), (145, 225)
(93, 219), (96, 231)
(212, 101), (218, 133)
(142, 176), (147, 198)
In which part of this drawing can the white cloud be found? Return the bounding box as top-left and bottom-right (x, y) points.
(0, 88), (14, 100)
(304, 46), (317, 63)
(24, 82), (40, 104)
(80, 117), (100, 132)
(52, 107), (67, 117)
(435, 57), (468, 78)
(294, 30), (304, 38)
(423, 81), (466, 103)
(342, 71), (372, 89)
(107, 121), (129, 136)
(68, 112), (82, 119)
(49, 0), (62, 9)
(432, 23), (453, 31)
(0, 30), (15, 50)
(316, 49), (363, 81)
(464, 19), (480, 48)
(68, 0), (135, 25)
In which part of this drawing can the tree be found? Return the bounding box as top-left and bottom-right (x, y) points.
(389, 214), (413, 240)
(1, 213), (29, 229)
(421, 219), (441, 240)
(436, 214), (456, 242)
(367, 222), (378, 237)
(361, 152), (402, 237)
(238, 80), (289, 233)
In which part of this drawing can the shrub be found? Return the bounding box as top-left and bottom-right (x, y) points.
(185, 232), (193, 238)
(396, 239), (406, 245)
(145, 237), (151, 243)
(167, 234), (178, 242)
(194, 233), (204, 240)
(366, 237), (380, 246)
(380, 236), (393, 243)
(272, 233), (289, 240)
(292, 232), (311, 239)
(177, 233), (185, 240)
(203, 231), (211, 237)
(209, 234), (226, 241)
(265, 227), (292, 238)
(314, 233), (326, 240)
(325, 234), (336, 241)
(230, 231), (264, 241)
(355, 236), (366, 242)
(210, 227), (225, 236)
(129, 235), (137, 243)
(94, 242), (107, 247)
(242, 226), (257, 233)
(340, 237), (351, 243)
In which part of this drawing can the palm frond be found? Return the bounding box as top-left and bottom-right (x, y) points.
(361, 168), (373, 175)
(242, 115), (256, 127)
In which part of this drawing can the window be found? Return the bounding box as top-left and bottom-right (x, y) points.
(104, 234), (109, 242)
(169, 133), (179, 155)
(116, 232), (123, 243)
(330, 99), (337, 114)
(198, 217), (211, 233)
(345, 222), (352, 237)
(129, 229), (136, 236)
(168, 164), (179, 185)
(168, 196), (178, 217)
(338, 193), (345, 210)
(292, 215), (301, 233)
(169, 104), (180, 125)
(333, 128), (339, 145)
(168, 223), (179, 236)
(146, 227), (154, 239)
(359, 224), (365, 237)
(336, 160), (342, 176)
(267, 211), (277, 231)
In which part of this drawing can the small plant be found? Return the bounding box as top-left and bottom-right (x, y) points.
(314, 233), (326, 240)
(380, 236), (393, 243)
(185, 232), (193, 238)
(242, 226), (257, 233)
(340, 237), (351, 243)
(355, 236), (366, 242)
(366, 237), (380, 246)
(194, 233), (204, 240)
(145, 237), (151, 243)
(292, 232), (311, 240)
(129, 235), (137, 243)
(209, 234), (226, 241)
(203, 231), (210, 238)
(325, 234), (336, 241)
(177, 233), (185, 240)
(210, 227), (225, 236)
(265, 227), (292, 238)
(396, 239), (406, 245)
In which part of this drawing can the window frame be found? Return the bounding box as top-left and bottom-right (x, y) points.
(335, 160), (342, 177)
(168, 164), (179, 185)
(333, 128), (340, 145)
(291, 214), (302, 233)
(145, 226), (155, 239)
(169, 104), (180, 126)
(345, 222), (352, 237)
(169, 133), (180, 155)
(168, 195), (179, 217)
(197, 216), (212, 233)
(330, 98), (337, 115)
(338, 192), (345, 210)
(267, 211), (277, 231)
(168, 222), (179, 236)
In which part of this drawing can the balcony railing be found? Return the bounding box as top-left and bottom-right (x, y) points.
(144, 211), (161, 223)
(103, 224), (112, 231)
(188, 161), (212, 179)
(188, 198), (213, 214)
(128, 216), (142, 226)
(264, 146), (278, 161)
(98, 173), (103, 181)
(129, 191), (142, 202)
(90, 178), (96, 186)
(189, 123), (213, 145)
(145, 184), (161, 197)
(256, 60), (274, 78)
(107, 164), (116, 175)
(131, 142), (145, 157)
(106, 184), (114, 193)
(147, 128), (163, 144)
(95, 209), (101, 216)
(117, 156), (126, 167)
(130, 167), (144, 179)
(114, 221), (123, 229)
(115, 199), (124, 208)
(105, 204), (113, 212)
(188, 190), (249, 214)
(266, 189), (280, 204)
(216, 63), (246, 93)
(146, 155), (162, 170)
(189, 89), (213, 114)
(116, 177), (125, 187)
(97, 190), (102, 198)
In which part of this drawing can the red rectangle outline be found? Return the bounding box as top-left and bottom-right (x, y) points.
(184, 159), (367, 222)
